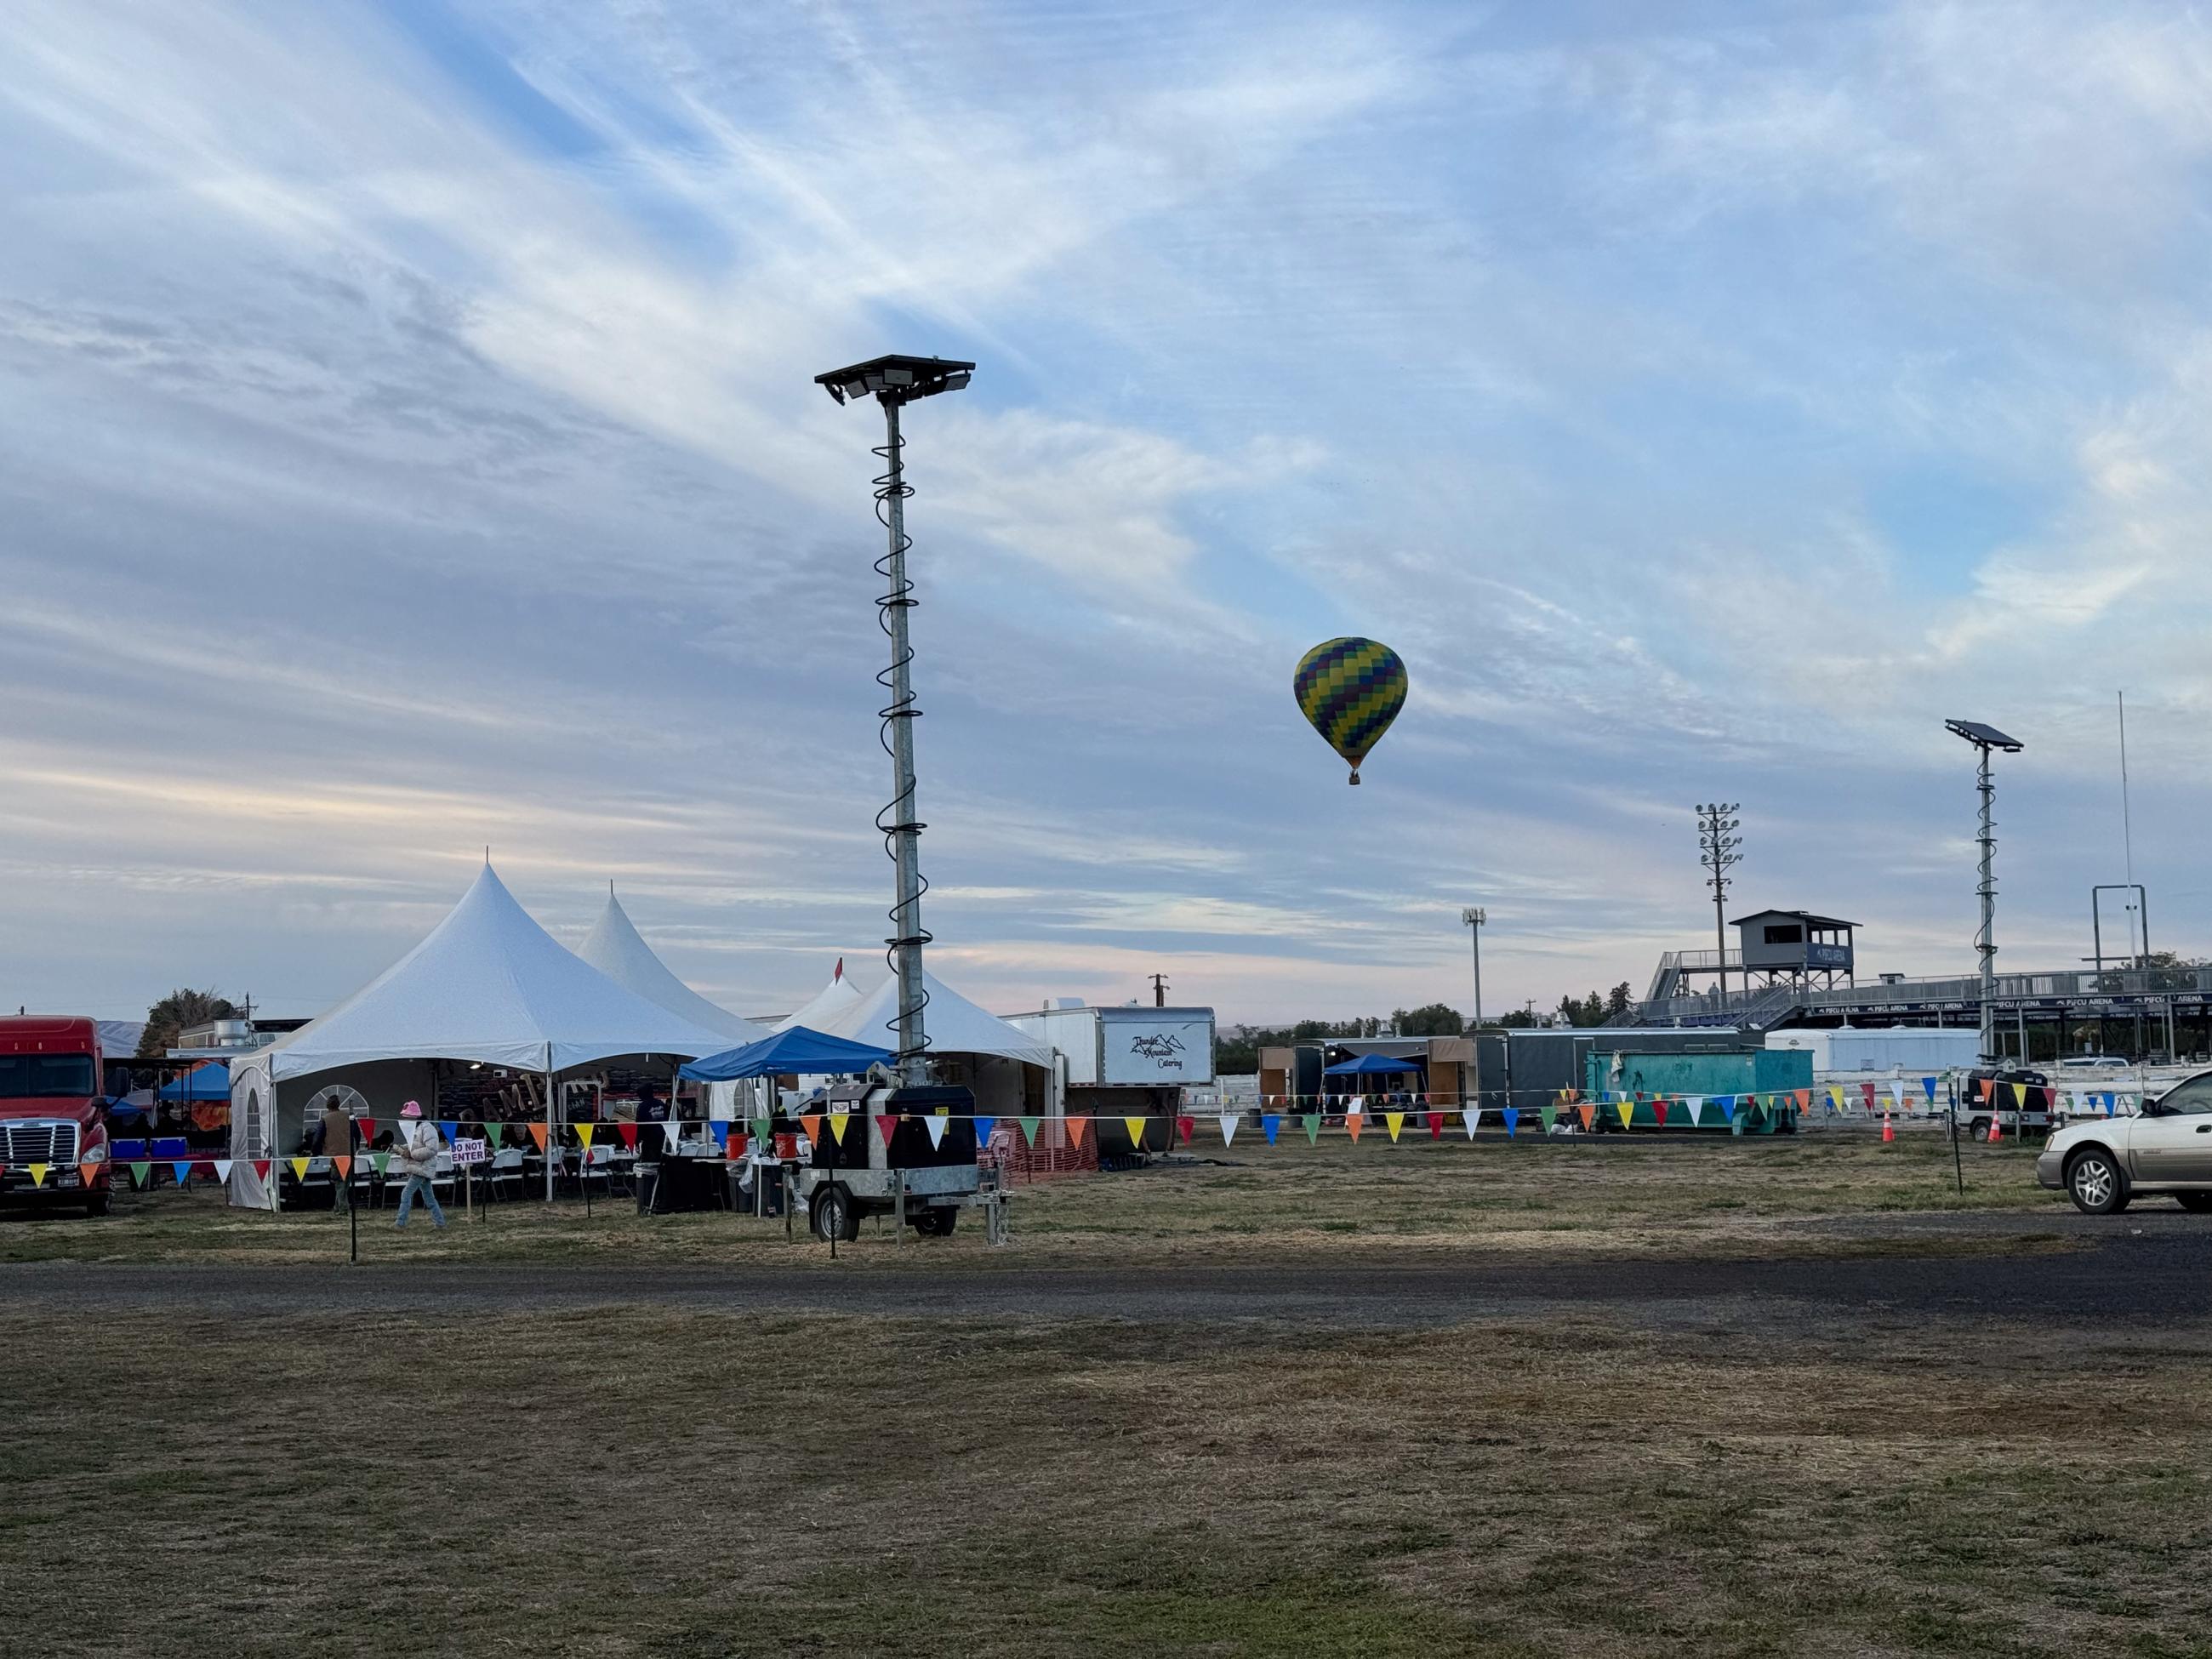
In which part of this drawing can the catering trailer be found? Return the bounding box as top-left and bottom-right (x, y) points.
(1001, 1001), (1216, 1155)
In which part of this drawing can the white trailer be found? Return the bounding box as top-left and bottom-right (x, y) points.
(1002, 1001), (1216, 1154)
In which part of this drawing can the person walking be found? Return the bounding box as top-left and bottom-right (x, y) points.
(391, 1101), (447, 1229)
(319, 1095), (355, 1212)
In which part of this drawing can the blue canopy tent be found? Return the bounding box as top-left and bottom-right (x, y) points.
(158, 1061), (231, 1101)
(678, 1026), (894, 1083)
(1323, 1052), (1425, 1077)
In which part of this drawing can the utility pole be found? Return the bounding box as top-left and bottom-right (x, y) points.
(1695, 806), (1742, 1006)
(1460, 908), (1485, 1029)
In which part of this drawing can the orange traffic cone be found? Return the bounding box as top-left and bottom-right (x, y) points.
(1882, 1113), (1895, 1143)
(1987, 1111), (2003, 1143)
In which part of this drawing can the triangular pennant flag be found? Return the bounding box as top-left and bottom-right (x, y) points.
(924, 1115), (949, 1150)
(1922, 1076), (1938, 1104)
(576, 1124), (597, 1149)
(1218, 1113), (1239, 1147)
(371, 1152), (390, 1177)
(1654, 1099), (1669, 1127)
(710, 1121), (731, 1151)
(972, 1115), (996, 1147)
(1502, 1107), (1519, 1137)
(1978, 1076), (1993, 1103)
(1262, 1114), (1281, 1146)
(2103, 1092), (2117, 1117)
(214, 1159), (234, 1183)
(26, 1163), (49, 1188)
(252, 1159), (271, 1181)
(752, 1115), (772, 1144)
(1887, 1080), (1905, 1109)
(825, 1114), (850, 1146)
(332, 1155), (351, 1179)
(484, 1123), (505, 1149)
(1462, 1108), (1481, 1137)
(1302, 1114), (1321, 1144)
(1540, 1103), (1558, 1132)
(1123, 1115), (1150, 1150)
(1859, 1082), (1877, 1111)
(173, 1160), (194, 1186)
(288, 1158), (309, 1181)
(80, 1161), (102, 1189)
(798, 1114), (824, 1147)
(1800, 1089), (1817, 1113)
(1426, 1110), (1444, 1138)
(1018, 1116), (1040, 1147)
(437, 1121), (458, 1145)
(128, 1160), (151, 1189)
(1065, 1116), (1090, 1149)
(1177, 1115), (1195, 1147)
(1616, 1101), (1635, 1129)
(874, 1114), (900, 1146)
(1344, 1110), (1364, 1142)
(1576, 1103), (1594, 1132)
(2010, 1081), (2027, 1109)
(1384, 1110), (1405, 1143)
(1682, 1096), (1703, 1126)
(618, 1122), (640, 1151)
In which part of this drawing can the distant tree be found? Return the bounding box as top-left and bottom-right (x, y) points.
(137, 988), (237, 1059)
(1393, 1003), (1466, 1036)
(1605, 982), (1633, 1019)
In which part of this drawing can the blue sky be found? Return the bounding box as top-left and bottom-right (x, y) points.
(4, 1), (2210, 1026)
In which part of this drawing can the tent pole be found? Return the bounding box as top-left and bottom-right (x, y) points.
(544, 1041), (556, 1204)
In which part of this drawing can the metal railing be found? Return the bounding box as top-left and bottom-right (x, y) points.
(1628, 962), (2212, 1029)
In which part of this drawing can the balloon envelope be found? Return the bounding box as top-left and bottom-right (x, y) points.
(1293, 637), (1407, 784)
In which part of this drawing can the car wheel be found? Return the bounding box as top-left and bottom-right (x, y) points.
(2175, 1193), (2212, 1214)
(2066, 1149), (2129, 1216)
(812, 1183), (859, 1243)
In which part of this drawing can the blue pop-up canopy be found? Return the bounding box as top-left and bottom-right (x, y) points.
(678, 1025), (894, 1082)
(1323, 1052), (1426, 1077)
(158, 1061), (231, 1101)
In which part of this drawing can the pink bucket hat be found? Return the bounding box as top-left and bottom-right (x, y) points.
(400, 1101), (422, 1118)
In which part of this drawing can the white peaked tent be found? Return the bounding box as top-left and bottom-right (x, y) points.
(773, 960), (865, 1033)
(576, 887), (761, 1041)
(821, 967), (1054, 1070)
(226, 864), (728, 1207)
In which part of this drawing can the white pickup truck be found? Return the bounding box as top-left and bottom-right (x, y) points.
(2038, 1068), (2212, 1215)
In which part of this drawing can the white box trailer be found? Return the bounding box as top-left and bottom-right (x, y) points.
(1001, 1002), (1216, 1154)
(1764, 1026), (1981, 1075)
(1002, 1002), (1217, 1086)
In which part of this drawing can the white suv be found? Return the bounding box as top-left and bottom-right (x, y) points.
(2039, 1069), (2212, 1215)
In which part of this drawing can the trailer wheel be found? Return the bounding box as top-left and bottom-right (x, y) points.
(912, 1207), (957, 1237)
(1965, 1117), (1991, 1143)
(812, 1183), (859, 1243)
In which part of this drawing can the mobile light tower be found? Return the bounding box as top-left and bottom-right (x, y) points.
(1946, 720), (2023, 1065)
(1696, 804), (1742, 1006)
(1460, 907), (1485, 1029)
(814, 354), (975, 1084)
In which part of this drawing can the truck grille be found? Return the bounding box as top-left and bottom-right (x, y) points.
(1, 1123), (78, 1165)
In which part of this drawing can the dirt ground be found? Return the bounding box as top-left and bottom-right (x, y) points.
(6, 1130), (2209, 1657)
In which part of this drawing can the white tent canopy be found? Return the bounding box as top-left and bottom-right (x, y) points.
(820, 967), (1053, 1069)
(267, 864), (730, 1080)
(773, 961), (865, 1033)
(576, 887), (761, 1041)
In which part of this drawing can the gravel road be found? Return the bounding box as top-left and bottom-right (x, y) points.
(3, 1212), (2205, 1331)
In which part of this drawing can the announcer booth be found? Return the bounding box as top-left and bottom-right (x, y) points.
(1732, 909), (1857, 991)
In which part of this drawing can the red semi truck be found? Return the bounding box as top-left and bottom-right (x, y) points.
(0, 1016), (113, 1215)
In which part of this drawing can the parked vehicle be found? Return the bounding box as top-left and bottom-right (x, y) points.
(1964, 1066), (2052, 1140)
(2039, 1068), (2212, 1215)
(0, 1016), (113, 1216)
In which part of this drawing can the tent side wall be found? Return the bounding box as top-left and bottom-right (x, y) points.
(228, 1056), (438, 1208)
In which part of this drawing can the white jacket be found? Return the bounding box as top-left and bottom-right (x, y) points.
(391, 1121), (442, 1177)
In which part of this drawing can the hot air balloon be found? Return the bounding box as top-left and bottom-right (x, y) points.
(1293, 637), (1407, 784)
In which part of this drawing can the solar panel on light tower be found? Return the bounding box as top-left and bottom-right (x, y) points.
(1946, 719), (2022, 752)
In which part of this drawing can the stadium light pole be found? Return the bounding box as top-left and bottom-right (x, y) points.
(813, 354), (975, 1086)
(1460, 907), (1485, 1030)
(1696, 804), (1742, 1006)
(1946, 720), (2024, 1065)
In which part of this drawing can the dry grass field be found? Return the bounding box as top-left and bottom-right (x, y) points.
(6, 1129), (2209, 1657)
